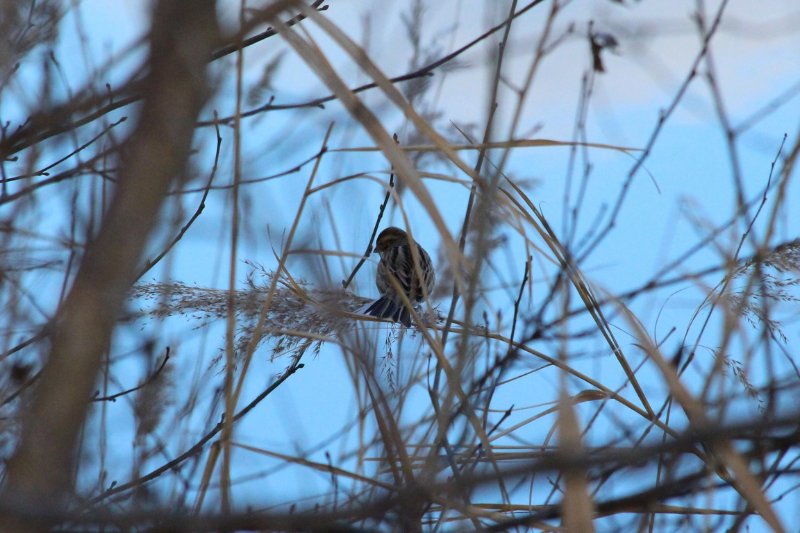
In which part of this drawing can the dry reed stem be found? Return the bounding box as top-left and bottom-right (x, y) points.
(616, 299), (784, 531)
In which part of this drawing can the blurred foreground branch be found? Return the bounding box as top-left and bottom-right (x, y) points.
(1, 0), (220, 527)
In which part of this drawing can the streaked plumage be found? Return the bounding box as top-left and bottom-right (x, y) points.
(366, 227), (435, 327)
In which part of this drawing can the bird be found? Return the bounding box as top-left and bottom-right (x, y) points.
(365, 227), (435, 327)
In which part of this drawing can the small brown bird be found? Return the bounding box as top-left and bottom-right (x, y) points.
(366, 227), (435, 327)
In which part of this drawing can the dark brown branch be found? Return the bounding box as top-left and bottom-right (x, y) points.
(1, 0), (547, 161)
(1, 412), (796, 531)
(1, 117), (126, 185)
(137, 117), (223, 278)
(200, 0), (548, 127)
(341, 133), (397, 289)
(168, 143), (325, 195)
(0, 2), (327, 160)
(209, 0), (327, 61)
(91, 347), (171, 403)
(86, 356), (304, 507)
(578, 0), (731, 260)
(0, 148), (117, 206)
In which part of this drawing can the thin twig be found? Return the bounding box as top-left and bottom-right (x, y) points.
(137, 117), (223, 279)
(341, 133), (398, 289)
(91, 347), (171, 403)
(201, 0), (549, 127)
(86, 356), (305, 507)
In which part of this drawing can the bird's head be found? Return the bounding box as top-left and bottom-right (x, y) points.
(374, 227), (408, 253)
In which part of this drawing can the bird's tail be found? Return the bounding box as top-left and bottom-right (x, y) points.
(365, 296), (411, 327)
